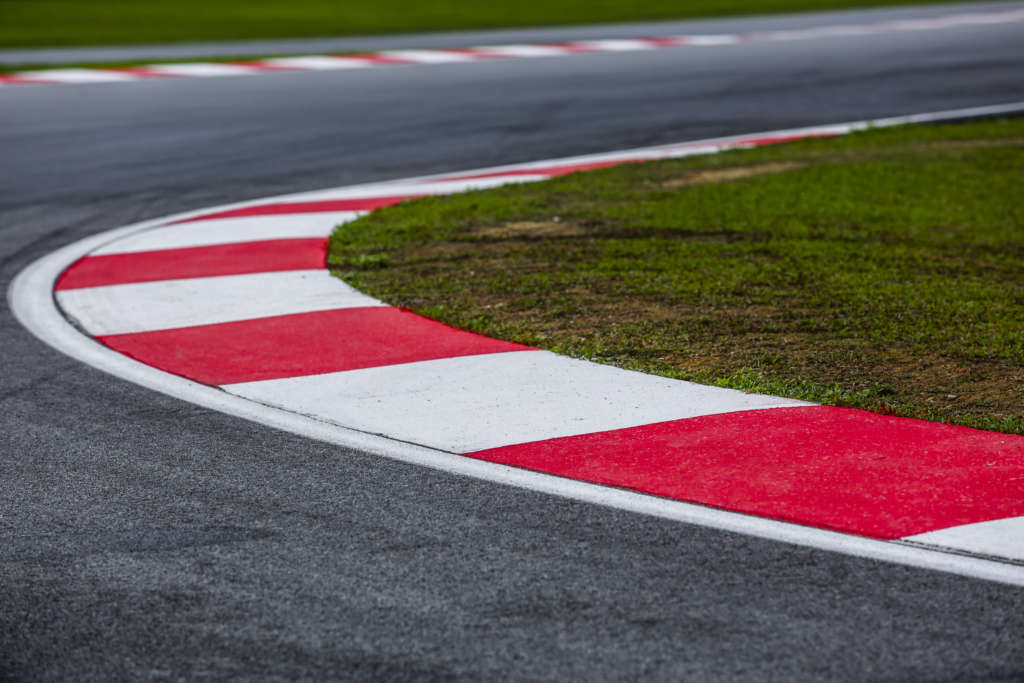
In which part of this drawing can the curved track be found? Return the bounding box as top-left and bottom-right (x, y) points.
(3, 3), (1024, 679)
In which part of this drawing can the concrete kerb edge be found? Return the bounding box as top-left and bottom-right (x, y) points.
(10, 103), (1024, 587)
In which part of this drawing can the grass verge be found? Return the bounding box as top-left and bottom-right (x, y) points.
(0, 0), (986, 49)
(328, 118), (1024, 435)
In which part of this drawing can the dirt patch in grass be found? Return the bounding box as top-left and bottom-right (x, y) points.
(924, 137), (1024, 150)
(661, 161), (804, 188)
(472, 220), (587, 240)
(329, 118), (1024, 434)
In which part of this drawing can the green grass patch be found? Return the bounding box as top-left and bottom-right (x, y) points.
(0, 0), (990, 49)
(328, 119), (1024, 434)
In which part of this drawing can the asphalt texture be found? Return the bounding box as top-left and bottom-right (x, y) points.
(2, 3), (1024, 680)
(0, 1), (1015, 66)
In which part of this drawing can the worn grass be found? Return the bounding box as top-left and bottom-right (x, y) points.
(328, 119), (1024, 434)
(0, 0), (985, 49)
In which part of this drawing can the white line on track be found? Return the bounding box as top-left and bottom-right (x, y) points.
(907, 519), (1024, 563)
(12, 102), (1024, 586)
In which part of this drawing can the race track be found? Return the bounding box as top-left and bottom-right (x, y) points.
(3, 2), (1024, 679)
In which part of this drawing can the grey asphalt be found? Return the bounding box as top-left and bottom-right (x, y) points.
(3, 3), (1024, 680)
(0, 1), (1016, 66)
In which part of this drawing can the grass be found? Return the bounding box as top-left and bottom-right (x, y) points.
(328, 118), (1024, 435)
(0, 0), (992, 49)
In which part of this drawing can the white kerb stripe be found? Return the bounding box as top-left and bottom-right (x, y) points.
(142, 63), (261, 77)
(676, 35), (742, 46)
(377, 50), (477, 63)
(904, 517), (1024, 562)
(15, 68), (138, 83)
(91, 212), (361, 255)
(472, 44), (573, 58)
(259, 56), (375, 70)
(225, 350), (809, 453)
(57, 270), (384, 335)
(269, 174), (546, 203)
(570, 39), (659, 52)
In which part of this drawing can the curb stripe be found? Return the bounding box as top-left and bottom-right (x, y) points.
(345, 53), (419, 65)
(57, 269), (382, 335)
(376, 49), (479, 63)
(3, 68), (138, 83)
(136, 62), (264, 77)
(906, 517), (1024, 562)
(469, 44), (573, 58)
(259, 55), (376, 70)
(4, 8), (1024, 89)
(91, 212), (362, 255)
(56, 238), (328, 289)
(15, 103), (1024, 583)
(438, 160), (626, 182)
(98, 306), (533, 385)
(173, 195), (423, 223)
(225, 350), (806, 453)
(466, 406), (1024, 539)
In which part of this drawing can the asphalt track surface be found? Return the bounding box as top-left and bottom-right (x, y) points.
(3, 3), (1024, 680)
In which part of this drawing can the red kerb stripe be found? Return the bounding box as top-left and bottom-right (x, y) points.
(546, 42), (605, 53)
(466, 406), (1024, 539)
(171, 195), (423, 224)
(105, 67), (180, 78)
(442, 48), (515, 59)
(641, 36), (687, 47)
(97, 306), (534, 385)
(228, 61), (305, 72)
(0, 75), (55, 85)
(55, 238), (327, 290)
(732, 133), (839, 147)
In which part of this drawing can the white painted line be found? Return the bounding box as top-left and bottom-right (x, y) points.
(141, 63), (262, 77)
(259, 56), (375, 70)
(91, 212), (361, 255)
(225, 350), (808, 453)
(57, 270), (383, 335)
(904, 517), (1024, 563)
